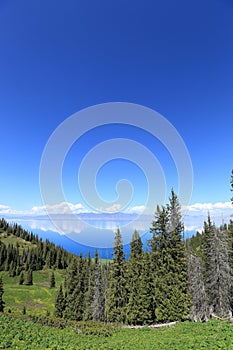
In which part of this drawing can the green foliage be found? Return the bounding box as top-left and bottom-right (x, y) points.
(54, 284), (65, 318)
(25, 269), (33, 285)
(91, 260), (105, 321)
(150, 190), (190, 322)
(0, 269), (65, 315)
(19, 271), (24, 285)
(1, 184), (232, 328)
(106, 228), (127, 323)
(1, 314), (233, 349)
(0, 218), (73, 273)
(50, 271), (56, 288)
(231, 169), (233, 204)
(126, 231), (153, 324)
(63, 256), (86, 320)
(0, 276), (5, 312)
(203, 217), (232, 317)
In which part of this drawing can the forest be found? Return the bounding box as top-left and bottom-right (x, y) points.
(0, 174), (233, 327)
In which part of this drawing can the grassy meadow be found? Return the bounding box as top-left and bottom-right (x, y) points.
(0, 269), (65, 315)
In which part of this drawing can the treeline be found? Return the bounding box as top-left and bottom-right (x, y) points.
(0, 218), (73, 276)
(1, 185), (233, 325)
(187, 218), (233, 321)
(55, 190), (191, 324)
(54, 189), (233, 325)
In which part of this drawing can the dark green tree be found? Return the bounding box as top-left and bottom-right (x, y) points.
(25, 269), (33, 286)
(150, 190), (190, 322)
(22, 305), (26, 315)
(91, 261), (105, 321)
(0, 277), (5, 312)
(106, 228), (127, 323)
(83, 252), (95, 321)
(64, 256), (85, 320)
(231, 169), (233, 204)
(50, 271), (56, 288)
(19, 271), (24, 285)
(203, 217), (232, 317)
(126, 230), (145, 325)
(54, 284), (65, 318)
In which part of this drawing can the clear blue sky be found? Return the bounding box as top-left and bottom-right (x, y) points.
(0, 0), (233, 212)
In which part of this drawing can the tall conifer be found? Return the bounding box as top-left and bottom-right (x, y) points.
(0, 277), (5, 312)
(106, 228), (126, 323)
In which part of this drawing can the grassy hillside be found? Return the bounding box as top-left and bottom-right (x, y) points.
(1, 314), (233, 350)
(0, 230), (37, 252)
(0, 269), (66, 315)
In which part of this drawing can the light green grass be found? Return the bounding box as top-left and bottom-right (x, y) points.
(0, 231), (37, 252)
(0, 269), (66, 315)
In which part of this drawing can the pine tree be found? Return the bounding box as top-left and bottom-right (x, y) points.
(91, 261), (105, 321)
(65, 259), (78, 295)
(228, 220), (233, 270)
(203, 217), (232, 317)
(22, 305), (26, 315)
(54, 284), (65, 318)
(64, 255), (85, 320)
(50, 271), (56, 288)
(126, 230), (145, 325)
(150, 190), (190, 322)
(188, 254), (208, 321)
(231, 169), (233, 204)
(106, 228), (127, 323)
(25, 269), (33, 286)
(167, 190), (191, 320)
(19, 272), (24, 285)
(139, 252), (155, 324)
(0, 277), (5, 312)
(83, 252), (95, 321)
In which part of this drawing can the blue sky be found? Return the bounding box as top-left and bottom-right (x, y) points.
(0, 0), (233, 217)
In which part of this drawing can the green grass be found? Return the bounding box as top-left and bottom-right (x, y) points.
(0, 231), (37, 252)
(0, 270), (66, 315)
(0, 314), (233, 349)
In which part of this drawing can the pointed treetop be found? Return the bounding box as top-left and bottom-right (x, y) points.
(231, 169), (233, 204)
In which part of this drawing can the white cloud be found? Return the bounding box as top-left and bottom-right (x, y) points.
(105, 204), (122, 212)
(127, 205), (146, 214)
(1, 201), (232, 230)
(182, 201), (233, 216)
(0, 202), (89, 216)
(0, 205), (11, 213)
(182, 201), (233, 233)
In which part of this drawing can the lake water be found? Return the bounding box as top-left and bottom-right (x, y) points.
(3, 213), (201, 258)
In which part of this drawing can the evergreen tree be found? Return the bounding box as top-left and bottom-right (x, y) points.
(54, 284), (65, 318)
(114, 238), (154, 326)
(83, 252), (95, 321)
(150, 190), (190, 322)
(106, 228), (127, 323)
(102, 262), (110, 322)
(64, 255), (85, 320)
(231, 169), (233, 204)
(203, 217), (232, 317)
(19, 271), (24, 285)
(139, 252), (155, 324)
(0, 277), (5, 312)
(91, 261), (105, 321)
(188, 254), (208, 321)
(25, 269), (33, 286)
(50, 271), (56, 288)
(126, 230), (146, 325)
(22, 305), (26, 315)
